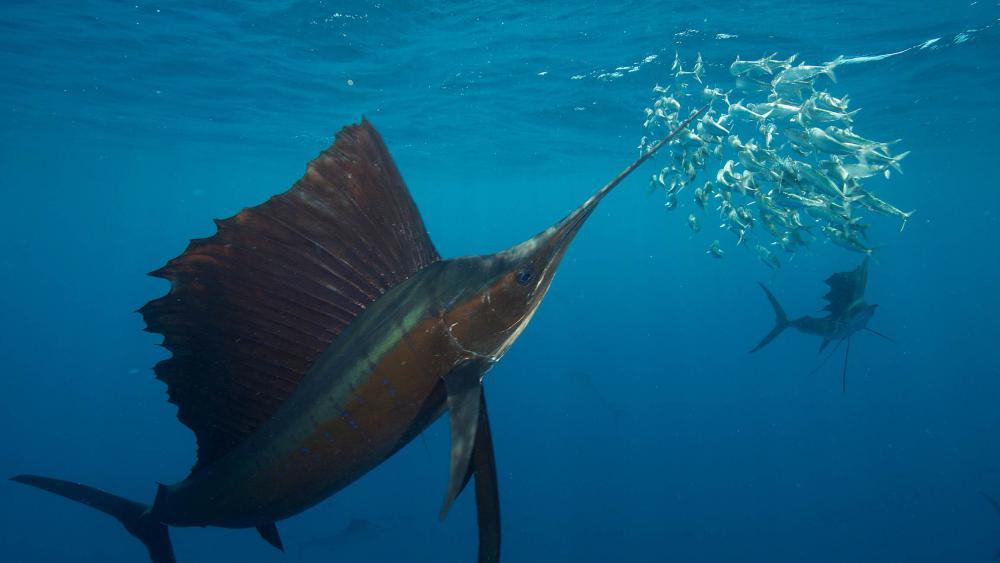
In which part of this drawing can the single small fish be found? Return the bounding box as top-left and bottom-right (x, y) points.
(716, 159), (740, 186)
(683, 159), (698, 182)
(729, 56), (758, 77)
(734, 171), (759, 196)
(736, 206), (755, 228)
(677, 52), (705, 83)
(738, 148), (770, 174)
(770, 76), (814, 100)
(687, 213), (701, 233)
(678, 128), (708, 147)
(840, 162), (886, 179)
(693, 186), (707, 209)
(707, 239), (725, 258)
(800, 98), (859, 125)
(822, 225), (873, 255)
(760, 53), (798, 74)
(760, 212), (784, 238)
(750, 100), (802, 121)
(813, 91), (850, 112)
(660, 96), (682, 112)
(690, 146), (710, 168)
(730, 100), (773, 123)
(636, 135), (649, 155)
(804, 200), (852, 225)
(805, 127), (862, 156)
(818, 158), (850, 183)
(773, 232), (798, 252)
(703, 86), (730, 105)
(759, 122), (777, 148)
(858, 147), (910, 173)
(701, 114), (731, 136)
(858, 189), (914, 231)
(664, 193), (679, 211)
(793, 161), (850, 199)
(727, 134), (745, 152)
(776, 61), (838, 84)
(724, 208), (752, 243)
(754, 244), (781, 270)
(729, 52), (796, 78)
(665, 176), (684, 197)
(825, 126), (898, 153)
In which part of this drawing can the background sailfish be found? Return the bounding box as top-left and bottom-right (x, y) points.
(750, 258), (892, 391)
(10, 109), (705, 563)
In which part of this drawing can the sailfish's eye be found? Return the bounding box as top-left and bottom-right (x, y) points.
(516, 267), (534, 285)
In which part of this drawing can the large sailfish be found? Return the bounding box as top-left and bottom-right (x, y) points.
(11, 109), (704, 562)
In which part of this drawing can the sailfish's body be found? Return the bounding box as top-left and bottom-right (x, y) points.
(12, 111), (705, 562)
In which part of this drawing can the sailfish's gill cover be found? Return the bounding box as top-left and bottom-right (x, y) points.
(821, 257), (870, 318)
(140, 119), (441, 474)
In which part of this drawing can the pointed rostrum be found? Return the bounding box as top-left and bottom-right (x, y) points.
(140, 119), (440, 474)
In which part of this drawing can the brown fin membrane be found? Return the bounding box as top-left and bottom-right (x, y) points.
(140, 118), (440, 474)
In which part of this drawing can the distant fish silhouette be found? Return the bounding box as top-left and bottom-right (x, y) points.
(751, 258), (893, 392)
(296, 518), (388, 562)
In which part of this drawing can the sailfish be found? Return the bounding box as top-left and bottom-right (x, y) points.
(750, 257), (892, 391)
(10, 109), (706, 562)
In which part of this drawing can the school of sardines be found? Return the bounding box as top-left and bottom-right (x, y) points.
(639, 53), (913, 268)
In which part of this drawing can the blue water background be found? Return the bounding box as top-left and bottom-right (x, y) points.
(2, 1), (999, 561)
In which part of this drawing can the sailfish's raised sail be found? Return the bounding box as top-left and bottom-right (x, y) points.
(140, 119), (441, 474)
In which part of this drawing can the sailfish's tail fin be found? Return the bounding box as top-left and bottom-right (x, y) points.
(10, 475), (175, 563)
(750, 283), (790, 353)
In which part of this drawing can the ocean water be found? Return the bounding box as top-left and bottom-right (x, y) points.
(2, 1), (999, 562)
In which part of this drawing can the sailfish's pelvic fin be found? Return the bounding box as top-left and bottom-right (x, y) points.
(440, 358), (491, 519)
(256, 523), (284, 552)
(470, 392), (500, 563)
(439, 357), (500, 563)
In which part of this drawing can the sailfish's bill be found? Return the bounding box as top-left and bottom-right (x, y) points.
(11, 106), (707, 563)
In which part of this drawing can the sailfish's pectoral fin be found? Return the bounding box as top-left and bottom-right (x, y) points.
(256, 523), (283, 552)
(439, 358), (501, 563)
(440, 358), (490, 519)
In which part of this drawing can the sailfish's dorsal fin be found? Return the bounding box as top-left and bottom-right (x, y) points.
(822, 257), (869, 318)
(140, 119), (440, 474)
